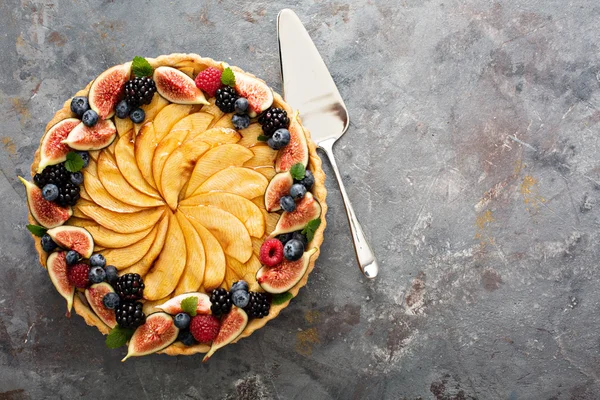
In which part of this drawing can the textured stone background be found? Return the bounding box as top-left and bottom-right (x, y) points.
(2, 0), (600, 399)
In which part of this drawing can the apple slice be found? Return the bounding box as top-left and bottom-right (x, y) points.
(83, 162), (145, 213)
(243, 144), (278, 168)
(114, 132), (162, 199)
(181, 205), (252, 264)
(186, 218), (226, 292)
(224, 255), (262, 292)
(212, 113), (235, 130)
(134, 122), (158, 188)
(153, 103), (193, 144)
(144, 213), (187, 300)
(114, 117), (133, 138)
(76, 199), (165, 234)
(99, 223), (159, 269)
(180, 192), (265, 238)
(203, 98), (225, 123)
(120, 214), (169, 276)
(68, 218), (153, 248)
(188, 127), (240, 147)
(97, 152), (164, 208)
(238, 123), (263, 148)
(193, 167), (268, 200)
(133, 93), (170, 134)
(184, 144), (253, 198)
(174, 212), (206, 294)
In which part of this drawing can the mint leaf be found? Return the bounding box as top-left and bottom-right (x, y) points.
(180, 296), (198, 317)
(106, 326), (134, 349)
(301, 218), (322, 242)
(290, 163), (306, 180)
(132, 56), (153, 78)
(221, 67), (236, 86)
(272, 292), (293, 305)
(27, 224), (47, 237)
(64, 152), (84, 173)
(257, 135), (268, 142)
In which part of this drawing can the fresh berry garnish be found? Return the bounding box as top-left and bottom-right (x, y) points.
(33, 163), (80, 206)
(88, 266), (106, 284)
(298, 169), (314, 190)
(267, 128), (291, 150)
(215, 86), (238, 113)
(283, 239), (304, 261)
(76, 151), (90, 168)
(67, 263), (90, 288)
(258, 107), (289, 136)
(115, 273), (145, 301)
(231, 290), (250, 308)
(194, 67), (223, 98)
(177, 329), (198, 346)
(230, 280), (249, 294)
(234, 97), (249, 114)
(189, 314), (220, 343)
(104, 265), (118, 285)
(115, 100), (131, 119)
(89, 253), (106, 268)
(232, 114), (250, 130)
(292, 231), (309, 248)
(129, 108), (145, 124)
(82, 109), (99, 127)
(276, 232), (293, 245)
(124, 76), (157, 108)
(65, 250), (80, 266)
(70, 172), (84, 186)
(280, 195), (296, 213)
(42, 184), (59, 202)
(244, 292), (271, 319)
(41, 234), (57, 253)
(259, 238), (284, 267)
(102, 292), (120, 310)
(210, 288), (232, 317)
(174, 313), (191, 329)
(115, 301), (145, 329)
(70, 96), (89, 117)
(289, 183), (307, 200)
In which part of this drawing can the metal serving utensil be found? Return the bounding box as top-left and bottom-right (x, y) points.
(277, 9), (379, 279)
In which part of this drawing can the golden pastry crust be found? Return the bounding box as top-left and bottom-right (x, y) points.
(28, 53), (327, 357)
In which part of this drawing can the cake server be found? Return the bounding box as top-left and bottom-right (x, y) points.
(277, 9), (379, 279)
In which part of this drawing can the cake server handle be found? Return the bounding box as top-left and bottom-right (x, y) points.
(319, 138), (378, 279)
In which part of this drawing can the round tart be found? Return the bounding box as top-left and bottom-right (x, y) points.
(23, 54), (327, 359)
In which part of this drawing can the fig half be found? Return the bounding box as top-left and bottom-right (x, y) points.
(19, 177), (72, 228)
(122, 312), (179, 361)
(89, 63), (130, 119)
(257, 247), (317, 294)
(275, 111), (309, 172)
(203, 306), (248, 362)
(264, 171), (293, 212)
(233, 71), (273, 118)
(47, 225), (94, 258)
(153, 66), (209, 105)
(47, 251), (75, 315)
(37, 118), (80, 172)
(269, 192), (321, 237)
(62, 120), (117, 151)
(85, 283), (117, 328)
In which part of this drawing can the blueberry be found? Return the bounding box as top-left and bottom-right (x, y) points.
(267, 128), (290, 150)
(65, 250), (80, 266)
(89, 253), (106, 268)
(292, 231), (308, 248)
(283, 239), (304, 261)
(177, 329), (197, 346)
(232, 114), (250, 130)
(277, 232), (293, 245)
(82, 109), (99, 127)
(289, 183), (307, 200)
(129, 108), (145, 123)
(231, 290), (250, 308)
(174, 313), (191, 329)
(88, 266), (106, 284)
(76, 151), (90, 168)
(115, 100), (130, 119)
(298, 169), (314, 190)
(280, 195), (296, 212)
(104, 265), (118, 284)
(102, 292), (120, 309)
(42, 184), (59, 201)
(70, 172), (84, 186)
(234, 98), (249, 114)
(230, 280), (249, 294)
(41, 234), (57, 253)
(70, 96), (89, 117)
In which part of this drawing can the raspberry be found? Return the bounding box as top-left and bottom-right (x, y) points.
(189, 314), (220, 343)
(259, 238), (284, 267)
(67, 263), (90, 288)
(195, 67), (223, 97)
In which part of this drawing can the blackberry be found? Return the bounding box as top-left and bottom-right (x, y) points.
(258, 108), (289, 136)
(244, 292), (270, 319)
(56, 181), (80, 207)
(115, 273), (145, 301)
(210, 288), (232, 317)
(215, 86), (238, 113)
(124, 76), (156, 108)
(33, 163), (81, 206)
(115, 301), (145, 329)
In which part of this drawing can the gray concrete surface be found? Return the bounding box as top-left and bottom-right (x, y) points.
(1, 0), (600, 398)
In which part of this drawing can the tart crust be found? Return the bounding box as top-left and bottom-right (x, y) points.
(28, 53), (327, 357)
